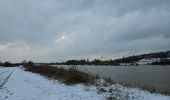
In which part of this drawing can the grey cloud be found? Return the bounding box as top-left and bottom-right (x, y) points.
(0, 0), (170, 62)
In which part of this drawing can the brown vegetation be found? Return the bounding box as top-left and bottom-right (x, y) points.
(24, 65), (96, 85)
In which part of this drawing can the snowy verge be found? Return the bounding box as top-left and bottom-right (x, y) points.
(0, 67), (170, 100)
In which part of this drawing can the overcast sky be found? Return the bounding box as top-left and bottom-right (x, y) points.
(0, 0), (170, 62)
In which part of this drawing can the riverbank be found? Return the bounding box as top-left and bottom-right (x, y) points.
(65, 65), (170, 95)
(1, 67), (170, 100)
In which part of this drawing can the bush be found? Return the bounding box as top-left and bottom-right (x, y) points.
(24, 65), (96, 85)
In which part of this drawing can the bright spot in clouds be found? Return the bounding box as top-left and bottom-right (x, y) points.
(56, 35), (71, 44)
(61, 36), (66, 40)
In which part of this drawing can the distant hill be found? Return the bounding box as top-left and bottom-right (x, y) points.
(62, 51), (170, 65)
(112, 51), (170, 64)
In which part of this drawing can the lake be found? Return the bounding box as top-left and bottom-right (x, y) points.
(57, 65), (170, 93)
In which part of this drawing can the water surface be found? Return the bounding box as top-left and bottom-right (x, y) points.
(58, 65), (170, 93)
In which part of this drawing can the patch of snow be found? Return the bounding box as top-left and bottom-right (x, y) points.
(136, 59), (155, 65)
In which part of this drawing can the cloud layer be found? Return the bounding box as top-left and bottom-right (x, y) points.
(0, 0), (170, 62)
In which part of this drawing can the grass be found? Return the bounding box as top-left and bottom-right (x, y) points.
(119, 82), (170, 96)
(24, 65), (97, 85)
(140, 85), (170, 96)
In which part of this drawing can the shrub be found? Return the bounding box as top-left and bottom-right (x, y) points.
(24, 65), (96, 85)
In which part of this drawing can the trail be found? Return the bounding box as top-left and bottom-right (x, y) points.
(0, 69), (16, 88)
(0, 68), (16, 100)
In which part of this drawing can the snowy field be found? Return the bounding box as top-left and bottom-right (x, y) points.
(0, 67), (170, 100)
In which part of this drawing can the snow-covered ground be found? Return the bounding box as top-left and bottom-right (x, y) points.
(136, 58), (159, 65)
(0, 67), (170, 100)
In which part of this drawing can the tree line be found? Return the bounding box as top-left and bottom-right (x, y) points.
(0, 50), (170, 67)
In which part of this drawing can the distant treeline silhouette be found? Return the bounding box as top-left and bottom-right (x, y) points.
(0, 61), (20, 67)
(0, 50), (170, 67)
(59, 50), (170, 65)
